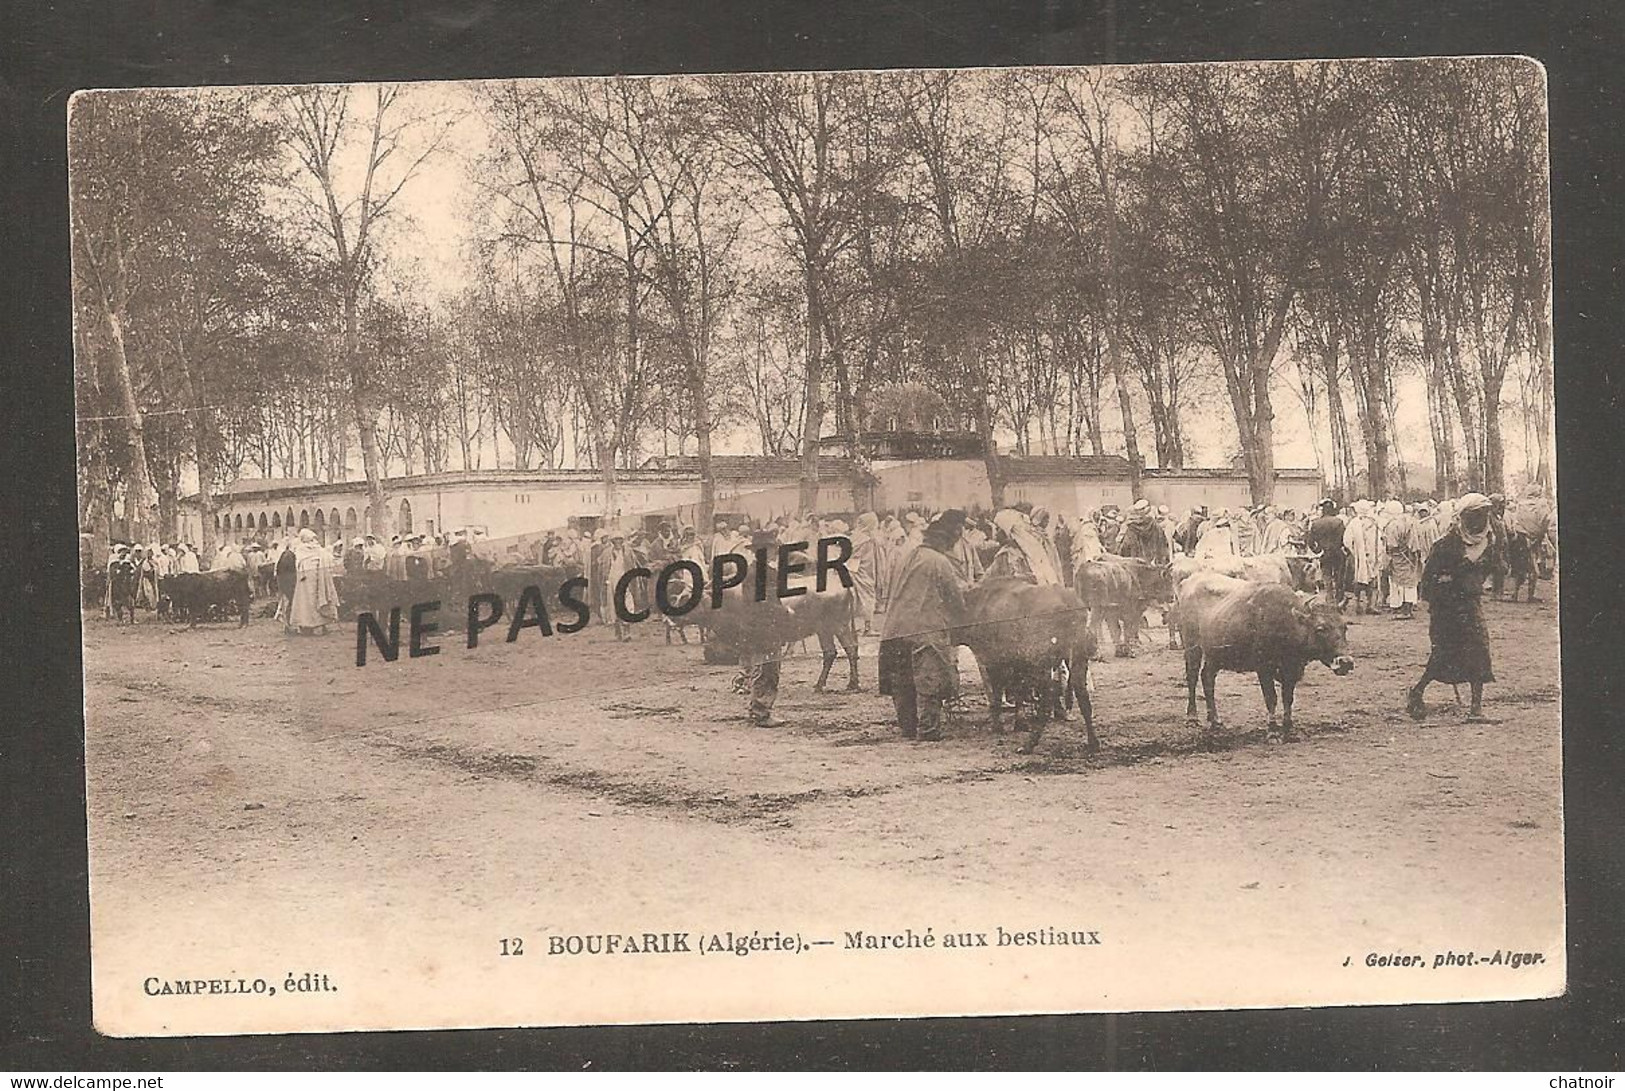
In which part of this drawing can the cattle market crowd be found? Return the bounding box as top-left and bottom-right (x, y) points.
(84, 484), (1556, 753)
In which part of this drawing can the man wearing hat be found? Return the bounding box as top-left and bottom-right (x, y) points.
(1116, 498), (1170, 566)
(105, 541), (135, 620)
(1307, 499), (1348, 606)
(879, 509), (970, 742)
(383, 534), (407, 580)
(599, 526), (635, 641)
(1173, 506), (1206, 556)
(345, 537), (368, 577)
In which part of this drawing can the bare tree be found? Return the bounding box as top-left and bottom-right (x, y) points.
(893, 70), (1028, 506)
(69, 92), (172, 542)
(1040, 68), (1146, 492)
(1153, 63), (1363, 503)
(281, 85), (453, 537)
(708, 72), (880, 511)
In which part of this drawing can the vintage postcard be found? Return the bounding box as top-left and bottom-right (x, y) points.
(72, 57), (1561, 1036)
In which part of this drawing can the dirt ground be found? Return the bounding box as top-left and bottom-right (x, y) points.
(80, 589), (1566, 1035)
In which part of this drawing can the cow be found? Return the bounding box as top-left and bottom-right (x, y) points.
(1075, 555), (1173, 657)
(706, 583), (861, 693)
(162, 570), (253, 628)
(956, 577), (1097, 754)
(1167, 552), (1318, 649)
(255, 560), (279, 598)
(1177, 571), (1354, 740)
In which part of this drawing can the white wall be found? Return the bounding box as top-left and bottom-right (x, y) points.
(192, 466), (1326, 546)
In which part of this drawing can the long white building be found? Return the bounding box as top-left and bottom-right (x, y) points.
(180, 435), (1324, 547)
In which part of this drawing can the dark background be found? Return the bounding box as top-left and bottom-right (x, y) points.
(4, 0), (1621, 1071)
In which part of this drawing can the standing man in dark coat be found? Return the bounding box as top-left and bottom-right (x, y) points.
(275, 539), (299, 632)
(1173, 507), (1207, 556)
(1408, 493), (1496, 722)
(879, 509), (970, 742)
(1307, 499), (1349, 607)
(734, 526), (788, 728)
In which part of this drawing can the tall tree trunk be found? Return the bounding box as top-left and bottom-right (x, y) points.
(977, 390), (1004, 510)
(1241, 292), (1294, 506)
(1483, 370), (1506, 494)
(596, 438), (620, 519)
(1092, 140), (1142, 499)
(1111, 371), (1142, 496)
(344, 288), (390, 538)
(156, 482), (179, 545)
(1443, 324), (1482, 491)
(685, 343), (717, 538)
(1248, 361), (1277, 506)
(1083, 324), (1105, 455)
(799, 265), (826, 513)
(1425, 369), (1450, 497)
(1322, 339), (1355, 498)
(192, 411), (218, 555)
(1355, 343), (1392, 500)
(1383, 359), (1407, 496)
(101, 304), (159, 542)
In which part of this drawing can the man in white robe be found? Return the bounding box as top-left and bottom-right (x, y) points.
(288, 528), (339, 634)
(1342, 499), (1381, 614)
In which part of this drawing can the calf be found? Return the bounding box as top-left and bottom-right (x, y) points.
(1178, 571), (1354, 740)
(708, 581), (860, 693)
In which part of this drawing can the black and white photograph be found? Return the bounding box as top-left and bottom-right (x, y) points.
(70, 58), (1562, 1037)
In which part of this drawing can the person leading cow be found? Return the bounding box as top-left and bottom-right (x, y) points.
(879, 510), (971, 742)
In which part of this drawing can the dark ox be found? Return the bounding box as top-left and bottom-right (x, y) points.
(1178, 571), (1354, 739)
(956, 577), (1098, 754)
(336, 560), (581, 632)
(162, 570), (252, 628)
(335, 570), (440, 622)
(707, 580), (860, 693)
(1075, 556), (1173, 658)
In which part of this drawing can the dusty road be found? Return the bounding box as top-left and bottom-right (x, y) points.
(81, 593), (1565, 1035)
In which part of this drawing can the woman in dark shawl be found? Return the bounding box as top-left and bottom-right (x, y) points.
(1407, 493), (1496, 722)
